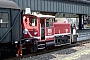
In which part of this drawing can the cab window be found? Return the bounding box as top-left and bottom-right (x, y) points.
(29, 18), (37, 26)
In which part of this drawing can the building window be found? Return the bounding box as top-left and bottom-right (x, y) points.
(0, 13), (8, 28)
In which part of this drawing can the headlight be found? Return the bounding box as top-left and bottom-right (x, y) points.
(15, 41), (18, 43)
(26, 40), (30, 42)
(34, 31), (37, 35)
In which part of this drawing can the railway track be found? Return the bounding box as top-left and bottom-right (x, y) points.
(3, 40), (90, 60)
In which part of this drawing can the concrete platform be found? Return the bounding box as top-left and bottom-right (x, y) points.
(77, 29), (90, 41)
(77, 29), (90, 33)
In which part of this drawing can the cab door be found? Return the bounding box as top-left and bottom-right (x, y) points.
(45, 18), (54, 41)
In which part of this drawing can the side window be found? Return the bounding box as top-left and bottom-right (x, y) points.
(46, 18), (53, 27)
(0, 13), (8, 28)
(46, 19), (49, 27)
(49, 19), (53, 27)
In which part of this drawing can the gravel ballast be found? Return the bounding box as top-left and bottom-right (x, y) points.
(20, 42), (90, 60)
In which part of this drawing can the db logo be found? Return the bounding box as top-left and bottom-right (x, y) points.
(48, 29), (52, 33)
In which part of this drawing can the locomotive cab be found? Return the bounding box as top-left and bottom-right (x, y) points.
(23, 14), (55, 42)
(23, 14), (55, 50)
(23, 14), (38, 38)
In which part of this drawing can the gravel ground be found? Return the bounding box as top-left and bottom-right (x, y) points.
(20, 42), (90, 60)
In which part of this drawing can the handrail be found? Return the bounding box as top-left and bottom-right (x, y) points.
(0, 11), (21, 43)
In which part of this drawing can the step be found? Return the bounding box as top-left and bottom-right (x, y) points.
(38, 43), (45, 50)
(55, 45), (61, 46)
(38, 47), (45, 49)
(40, 40), (45, 42)
(55, 43), (71, 46)
(38, 44), (45, 46)
(22, 47), (26, 50)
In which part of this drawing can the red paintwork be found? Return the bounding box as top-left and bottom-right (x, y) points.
(45, 28), (54, 41)
(54, 23), (70, 34)
(45, 37), (54, 41)
(23, 14), (70, 42)
(23, 14), (38, 38)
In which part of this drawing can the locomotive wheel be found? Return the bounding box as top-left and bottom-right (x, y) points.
(25, 39), (38, 53)
(31, 39), (38, 52)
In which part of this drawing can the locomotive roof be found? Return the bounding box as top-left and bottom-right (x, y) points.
(0, 0), (20, 9)
(24, 14), (55, 18)
(34, 14), (55, 18)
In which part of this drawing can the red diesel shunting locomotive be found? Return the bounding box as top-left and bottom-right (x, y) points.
(21, 13), (72, 55)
